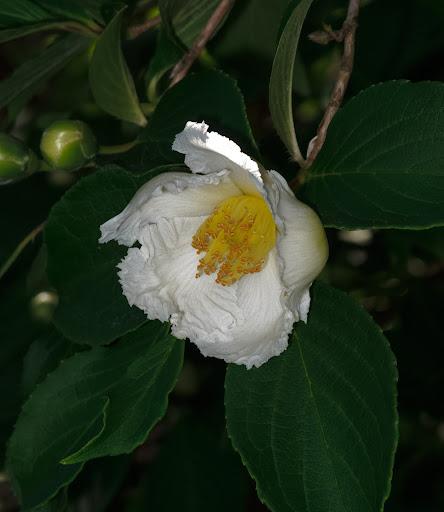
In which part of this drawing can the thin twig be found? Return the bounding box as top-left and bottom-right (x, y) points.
(0, 222), (45, 281)
(169, 0), (234, 87)
(127, 15), (161, 39)
(304, 0), (360, 169)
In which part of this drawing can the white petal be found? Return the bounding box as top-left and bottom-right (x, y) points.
(267, 170), (329, 322)
(119, 212), (293, 369)
(118, 247), (173, 322)
(118, 216), (244, 338)
(99, 171), (241, 246)
(185, 250), (295, 369)
(172, 121), (265, 197)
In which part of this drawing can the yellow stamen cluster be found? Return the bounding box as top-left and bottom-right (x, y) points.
(192, 195), (277, 286)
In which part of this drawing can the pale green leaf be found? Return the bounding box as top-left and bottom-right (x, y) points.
(89, 9), (147, 126)
(269, 0), (314, 163)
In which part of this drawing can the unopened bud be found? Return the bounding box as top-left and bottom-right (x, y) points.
(0, 134), (39, 184)
(40, 120), (97, 171)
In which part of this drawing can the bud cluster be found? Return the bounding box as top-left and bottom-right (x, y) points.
(0, 120), (98, 184)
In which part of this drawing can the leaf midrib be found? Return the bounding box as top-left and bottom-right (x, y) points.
(296, 339), (349, 512)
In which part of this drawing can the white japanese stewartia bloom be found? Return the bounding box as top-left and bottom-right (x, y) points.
(99, 122), (328, 369)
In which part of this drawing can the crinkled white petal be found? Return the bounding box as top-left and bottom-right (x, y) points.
(192, 249), (295, 369)
(118, 213), (295, 369)
(118, 215), (244, 340)
(99, 171), (241, 247)
(101, 122), (329, 369)
(172, 121), (265, 198)
(267, 170), (329, 322)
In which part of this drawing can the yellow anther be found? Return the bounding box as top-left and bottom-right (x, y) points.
(191, 195), (277, 286)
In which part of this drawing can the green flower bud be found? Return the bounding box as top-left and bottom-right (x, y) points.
(0, 134), (39, 184)
(40, 120), (97, 171)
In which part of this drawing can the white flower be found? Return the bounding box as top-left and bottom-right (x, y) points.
(99, 121), (328, 369)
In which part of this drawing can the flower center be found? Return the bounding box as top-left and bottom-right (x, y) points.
(192, 195), (277, 286)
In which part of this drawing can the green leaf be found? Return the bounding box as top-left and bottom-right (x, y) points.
(145, 28), (184, 103)
(9, 397), (108, 511)
(0, 0), (105, 27)
(68, 455), (131, 512)
(302, 81), (444, 229)
(0, 34), (91, 110)
(269, 0), (313, 163)
(351, 0), (444, 95)
(22, 328), (73, 397)
(159, 0), (228, 49)
(45, 165), (177, 345)
(0, 174), (63, 269)
(212, 0), (292, 62)
(135, 416), (248, 511)
(36, 0), (104, 27)
(31, 489), (68, 512)
(89, 9), (147, 126)
(122, 70), (258, 171)
(0, 275), (42, 467)
(225, 281), (398, 512)
(0, 23), (61, 44)
(6, 321), (183, 510)
(0, 0), (53, 26)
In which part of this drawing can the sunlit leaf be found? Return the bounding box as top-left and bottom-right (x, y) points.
(89, 9), (147, 126)
(269, 0), (314, 163)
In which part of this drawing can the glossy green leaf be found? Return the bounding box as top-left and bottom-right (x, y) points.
(135, 416), (248, 511)
(0, 34), (91, 110)
(269, 0), (313, 163)
(302, 81), (444, 229)
(89, 9), (147, 126)
(45, 165), (178, 345)
(225, 281), (398, 512)
(159, 0), (226, 49)
(6, 322), (183, 510)
(122, 70), (258, 171)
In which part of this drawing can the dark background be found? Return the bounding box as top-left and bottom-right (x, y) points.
(1, 0), (443, 510)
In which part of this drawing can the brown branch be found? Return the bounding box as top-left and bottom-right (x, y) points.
(308, 23), (346, 45)
(304, 0), (360, 169)
(127, 15), (161, 39)
(169, 0), (234, 87)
